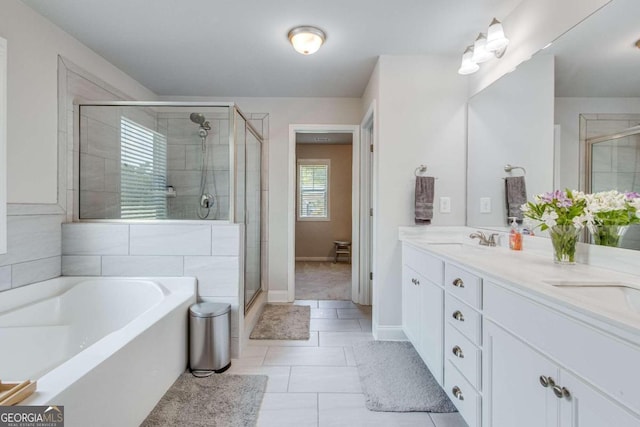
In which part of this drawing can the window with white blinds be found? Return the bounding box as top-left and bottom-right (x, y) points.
(297, 159), (330, 221)
(120, 116), (168, 219)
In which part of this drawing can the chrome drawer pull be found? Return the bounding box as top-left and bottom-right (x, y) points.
(452, 386), (464, 400)
(452, 278), (464, 288)
(553, 385), (571, 399)
(539, 375), (556, 388)
(452, 346), (464, 358)
(452, 310), (465, 321)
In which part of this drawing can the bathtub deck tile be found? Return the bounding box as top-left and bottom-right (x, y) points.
(62, 255), (101, 276)
(62, 223), (129, 255)
(11, 256), (61, 288)
(130, 224), (211, 256)
(102, 256), (184, 276)
(0, 266), (11, 291)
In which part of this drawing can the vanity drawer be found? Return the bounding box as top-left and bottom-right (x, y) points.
(445, 293), (482, 345)
(402, 243), (444, 285)
(445, 360), (481, 427)
(445, 264), (482, 309)
(445, 322), (481, 390)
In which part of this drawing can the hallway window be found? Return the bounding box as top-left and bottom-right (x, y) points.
(297, 159), (330, 221)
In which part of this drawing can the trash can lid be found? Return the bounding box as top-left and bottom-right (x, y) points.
(190, 302), (231, 317)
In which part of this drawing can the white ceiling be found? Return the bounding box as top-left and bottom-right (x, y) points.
(547, 0), (640, 97)
(22, 0), (521, 97)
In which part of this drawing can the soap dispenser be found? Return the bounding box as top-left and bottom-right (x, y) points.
(508, 217), (523, 251)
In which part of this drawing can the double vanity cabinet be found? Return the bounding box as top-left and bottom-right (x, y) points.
(401, 239), (640, 427)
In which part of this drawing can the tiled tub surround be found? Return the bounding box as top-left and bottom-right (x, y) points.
(61, 222), (244, 355)
(0, 209), (65, 292)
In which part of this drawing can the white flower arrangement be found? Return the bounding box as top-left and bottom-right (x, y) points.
(582, 190), (640, 232)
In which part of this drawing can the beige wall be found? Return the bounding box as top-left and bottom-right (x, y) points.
(295, 143), (352, 259)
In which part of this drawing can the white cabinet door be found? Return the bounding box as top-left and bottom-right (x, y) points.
(484, 321), (560, 427)
(559, 370), (640, 427)
(402, 265), (422, 345)
(402, 264), (444, 385)
(420, 278), (444, 385)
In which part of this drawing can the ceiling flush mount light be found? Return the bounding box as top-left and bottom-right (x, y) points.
(288, 26), (326, 55)
(457, 17), (510, 75)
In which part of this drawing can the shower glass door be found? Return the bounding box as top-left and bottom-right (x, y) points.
(234, 109), (263, 311)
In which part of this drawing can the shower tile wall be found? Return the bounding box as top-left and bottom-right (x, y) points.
(160, 114), (230, 220)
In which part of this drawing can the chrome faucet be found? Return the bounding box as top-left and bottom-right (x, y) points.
(469, 231), (499, 247)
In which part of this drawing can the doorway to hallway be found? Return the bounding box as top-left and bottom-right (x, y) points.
(293, 131), (353, 301)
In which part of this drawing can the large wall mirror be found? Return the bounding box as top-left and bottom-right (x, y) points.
(467, 0), (640, 250)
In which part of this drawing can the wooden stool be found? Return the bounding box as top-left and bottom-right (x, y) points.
(333, 240), (351, 263)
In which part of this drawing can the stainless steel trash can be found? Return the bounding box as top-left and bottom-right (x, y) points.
(189, 302), (231, 375)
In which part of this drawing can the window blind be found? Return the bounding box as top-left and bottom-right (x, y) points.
(120, 117), (168, 219)
(298, 163), (329, 218)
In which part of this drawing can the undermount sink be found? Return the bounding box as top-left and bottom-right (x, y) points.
(542, 280), (640, 313)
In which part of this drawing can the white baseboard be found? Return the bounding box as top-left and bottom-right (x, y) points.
(373, 325), (407, 341)
(268, 290), (290, 303)
(295, 257), (333, 262)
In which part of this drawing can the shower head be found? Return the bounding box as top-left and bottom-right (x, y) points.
(190, 112), (206, 126)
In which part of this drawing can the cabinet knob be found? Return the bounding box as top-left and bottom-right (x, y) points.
(452, 345), (464, 358)
(539, 375), (556, 388)
(553, 385), (571, 400)
(452, 278), (464, 288)
(452, 386), (464, 400)
(452, 310), (465, 322)
(415, 279), (420, 285)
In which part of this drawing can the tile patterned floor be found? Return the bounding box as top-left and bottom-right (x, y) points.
(228, 300), (468, 427)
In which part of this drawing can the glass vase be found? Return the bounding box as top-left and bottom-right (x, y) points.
(548, 225), (580, 265)
(591, 224), (629, 247)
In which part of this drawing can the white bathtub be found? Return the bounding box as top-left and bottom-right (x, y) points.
(0, 276), (196, 427)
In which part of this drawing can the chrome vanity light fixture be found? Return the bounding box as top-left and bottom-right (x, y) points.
(458, 45), (480, 75)
(486, 18), (510, 57)
(288, 26), (326, 55)
(457, 18), (510, 75)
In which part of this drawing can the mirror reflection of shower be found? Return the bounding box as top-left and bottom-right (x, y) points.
(190, 112), (218, 219)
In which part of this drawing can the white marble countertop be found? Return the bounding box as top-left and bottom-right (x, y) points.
(399, 226), (640, 343)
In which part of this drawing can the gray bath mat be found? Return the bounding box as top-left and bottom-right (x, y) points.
(250, 304), (310, 340)
(141, 373), (267, 427)
(353, 341), (457, 413)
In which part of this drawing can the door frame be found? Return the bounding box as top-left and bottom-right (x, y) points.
(359, 101), (376, 306)
(287, 124), (360, 302)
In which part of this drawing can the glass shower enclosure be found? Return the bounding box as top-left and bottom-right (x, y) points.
(78, 102), (263, 310)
